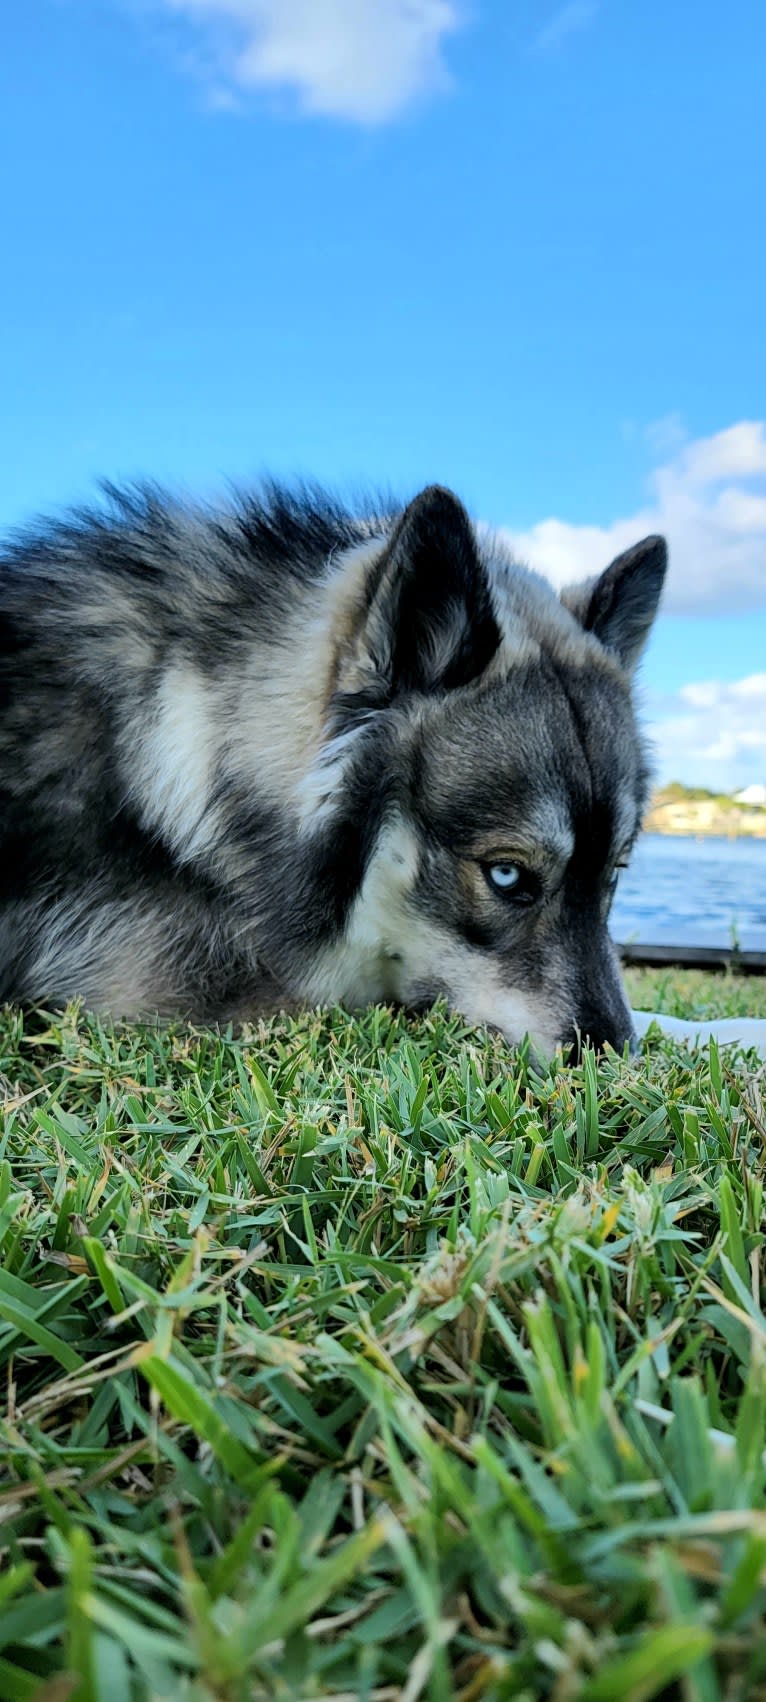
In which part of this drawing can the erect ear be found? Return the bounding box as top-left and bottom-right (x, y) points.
(355, 486), (500, 697)
(561, 535), (667, 674)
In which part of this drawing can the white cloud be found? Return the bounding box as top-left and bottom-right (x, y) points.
(152, 0), (462, 122)
(534, 1), (598, 53)
(502, 421), (766, 614)
(679, 422), (766, 485)
(647, 673), (766, 791)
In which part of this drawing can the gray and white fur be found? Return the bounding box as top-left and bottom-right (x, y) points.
(0, 480), (666, 1053)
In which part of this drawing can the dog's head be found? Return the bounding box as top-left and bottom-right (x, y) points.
(323, 485), (666, 1056)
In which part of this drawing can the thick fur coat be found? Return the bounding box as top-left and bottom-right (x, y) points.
(0, 480), (666, 1051)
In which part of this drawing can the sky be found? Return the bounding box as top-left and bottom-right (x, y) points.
(1, 0), (765, 791)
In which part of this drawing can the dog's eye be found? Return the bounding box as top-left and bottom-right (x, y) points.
(606, 866), (625, 906)
(484, 862), (539, 904)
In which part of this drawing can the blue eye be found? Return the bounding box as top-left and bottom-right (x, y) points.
(489, 862), (522, 892)
(483, 862), (540, 905)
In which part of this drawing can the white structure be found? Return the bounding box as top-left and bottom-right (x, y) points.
(733, 784), (766, 807)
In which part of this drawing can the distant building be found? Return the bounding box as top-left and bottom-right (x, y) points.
(733, 784), (766, 807)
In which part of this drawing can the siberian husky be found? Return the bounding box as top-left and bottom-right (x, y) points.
(0, 480), (666, 1052)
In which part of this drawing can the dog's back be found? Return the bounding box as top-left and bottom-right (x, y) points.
(0, 486), (373, 1015)
(0, 479), (666, 1049)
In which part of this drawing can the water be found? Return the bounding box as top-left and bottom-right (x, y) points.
(611, 834), (766, 950)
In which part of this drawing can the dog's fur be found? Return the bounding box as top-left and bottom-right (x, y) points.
(0, 480), (666, 1052)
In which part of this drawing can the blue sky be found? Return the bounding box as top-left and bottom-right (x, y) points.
(2, 0), (765, 788)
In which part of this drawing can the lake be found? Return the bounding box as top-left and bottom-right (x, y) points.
(611, 834), (766, 950)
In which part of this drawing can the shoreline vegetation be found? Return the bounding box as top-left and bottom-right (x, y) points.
(645, 779), (766, 838)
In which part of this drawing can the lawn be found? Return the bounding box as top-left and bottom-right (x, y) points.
(1, 970), (765, 1701)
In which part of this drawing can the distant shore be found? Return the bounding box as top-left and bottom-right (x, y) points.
(645, 785), (766, 840)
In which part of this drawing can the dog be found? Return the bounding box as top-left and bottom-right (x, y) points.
(0, 479), (666, 1053)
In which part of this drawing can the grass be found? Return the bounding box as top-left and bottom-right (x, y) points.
(625, 968), (766, 1022)
(0, 969), (764, 1701)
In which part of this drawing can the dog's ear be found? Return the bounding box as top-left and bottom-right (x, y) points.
(355, 486), (501, 697)
(561, 535), (667, 673)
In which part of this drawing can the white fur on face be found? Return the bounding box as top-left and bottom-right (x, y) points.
(301, 816), (566, 1053)
(300, 819), (419, 1006)
(436, 965), (564, 1055)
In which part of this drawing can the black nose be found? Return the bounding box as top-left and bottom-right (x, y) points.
(561, 1023), (637, 1064)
